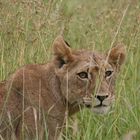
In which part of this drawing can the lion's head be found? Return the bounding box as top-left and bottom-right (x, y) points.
(52, 36), (126, 114)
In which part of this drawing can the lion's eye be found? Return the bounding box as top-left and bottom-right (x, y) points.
(77, 72), (88, 79)
(105, 70), (113, 77)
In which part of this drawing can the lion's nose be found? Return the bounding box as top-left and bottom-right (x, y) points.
(95, 95), (108, 102)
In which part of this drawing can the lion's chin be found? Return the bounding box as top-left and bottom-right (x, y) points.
(92, 106), (111, 115)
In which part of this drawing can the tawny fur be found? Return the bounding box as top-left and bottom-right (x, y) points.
(0, 36), (126, 140)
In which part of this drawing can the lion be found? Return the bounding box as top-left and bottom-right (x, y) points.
(0, 36), (126, 140)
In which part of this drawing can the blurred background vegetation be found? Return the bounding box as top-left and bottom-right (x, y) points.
(0, 0), (140, 139)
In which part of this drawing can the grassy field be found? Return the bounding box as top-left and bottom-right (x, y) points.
(0, 0), (140, 140)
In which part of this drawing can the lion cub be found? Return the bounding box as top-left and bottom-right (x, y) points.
(0, 36), (126, 140)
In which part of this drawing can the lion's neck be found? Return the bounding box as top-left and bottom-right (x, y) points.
(42, 63), (81, 116)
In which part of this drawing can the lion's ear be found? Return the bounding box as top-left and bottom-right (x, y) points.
(52, 35), (73, 67)
(107, 43), (126, 68)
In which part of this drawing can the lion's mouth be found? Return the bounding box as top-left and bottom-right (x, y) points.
(92, 101), (112, 114)
(83, 97), (112, 109)
(94, 103), (107, 108)
(84, 103), (107, 108)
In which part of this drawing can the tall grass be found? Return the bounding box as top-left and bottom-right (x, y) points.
(0, 0), (140, 139)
